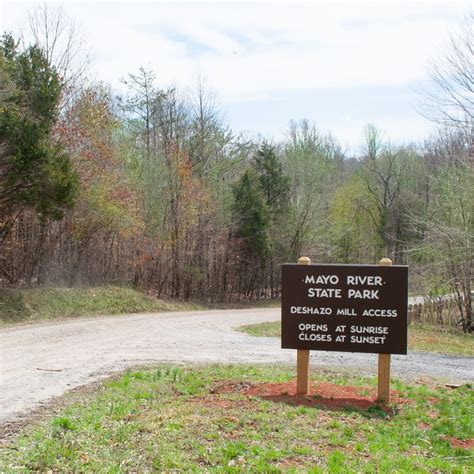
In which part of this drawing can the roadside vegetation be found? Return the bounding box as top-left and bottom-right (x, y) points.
(0, 286), (205, 324)
(238, 321), (474, 357)
(1, 365), (472, 472)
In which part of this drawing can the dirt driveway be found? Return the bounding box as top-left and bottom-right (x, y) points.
(1, 308), (473, 424)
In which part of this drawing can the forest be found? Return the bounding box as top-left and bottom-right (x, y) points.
(0, 8), (472, 331)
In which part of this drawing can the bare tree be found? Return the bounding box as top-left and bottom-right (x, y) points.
(188, 75), (231, 174)
(27, 3), (90, 98)
(423, 149), (473, 332)
(417, 12), (474, 329)
(422, 12), (473, 131)
(363, 124), (384, 161)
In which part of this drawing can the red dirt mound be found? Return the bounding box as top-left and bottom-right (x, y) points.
(440, 436), (474, 450)
(219, 380), (409, 413)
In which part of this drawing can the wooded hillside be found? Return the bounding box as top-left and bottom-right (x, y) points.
(0, 12), (472, 331)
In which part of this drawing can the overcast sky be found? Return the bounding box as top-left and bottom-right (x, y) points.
(1, 1), (470, 152)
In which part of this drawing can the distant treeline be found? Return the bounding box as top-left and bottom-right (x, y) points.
(0, 25), (472, 331)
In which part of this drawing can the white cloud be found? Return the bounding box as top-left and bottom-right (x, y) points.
(1, 1), (469, 146)
(3, 2), (466, 97)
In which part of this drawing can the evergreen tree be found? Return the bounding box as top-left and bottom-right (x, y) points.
(232, 169), (270, 263)
(254, 141), (290, 217)
(0, 34), (78, 240)
(253, 142), (291, 295)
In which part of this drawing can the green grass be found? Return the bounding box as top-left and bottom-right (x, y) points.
(1, 365), (472, 472)
(408, 325), (474, 356)
(240, 320), (282, 338)
(0, 286), (206, 324)
(238, 321), (474, 356)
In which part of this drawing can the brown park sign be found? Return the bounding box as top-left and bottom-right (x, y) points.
(281, 263), (408, 355)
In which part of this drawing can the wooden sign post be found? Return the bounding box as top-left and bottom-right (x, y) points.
(282, 257), (408, 405)
(377, 257), (392, 404)
(297, 256), (311, 395)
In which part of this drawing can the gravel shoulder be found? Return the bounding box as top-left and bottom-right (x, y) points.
(1, 308), (473, 425)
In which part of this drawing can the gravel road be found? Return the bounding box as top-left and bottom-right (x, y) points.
(1, 308), (473, 424)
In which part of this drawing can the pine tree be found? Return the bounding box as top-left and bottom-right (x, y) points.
(232, 169), (270, 262)
(253, 142), (291, 296)
(254, 141), (290, 217)
(0, 34), (78, 240)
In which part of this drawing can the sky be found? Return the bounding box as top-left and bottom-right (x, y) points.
(0, 0), (470, 152)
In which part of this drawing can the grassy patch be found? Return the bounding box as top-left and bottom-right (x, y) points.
(408, 325), (474, 356)
(238, 321), (474, 356)
(239, 320), (280, 338)
(1, 365), (472, 472)
(0, 286), (205, 324)
(239, 320), (281, 338)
